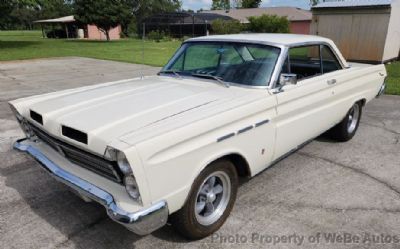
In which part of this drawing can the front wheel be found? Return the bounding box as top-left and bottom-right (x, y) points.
(171, 160), (238, 240)
(329, 102), (363, 142)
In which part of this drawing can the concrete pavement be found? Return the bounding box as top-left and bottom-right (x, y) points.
(1, 57), (399, 249)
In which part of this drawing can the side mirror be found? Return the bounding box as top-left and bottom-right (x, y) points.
(279, 73), (298, 86)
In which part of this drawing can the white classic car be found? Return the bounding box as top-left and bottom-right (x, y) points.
(10, 34), (386, 239)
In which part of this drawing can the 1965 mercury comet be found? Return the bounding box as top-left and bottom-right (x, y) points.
(10, 34), (387, 239)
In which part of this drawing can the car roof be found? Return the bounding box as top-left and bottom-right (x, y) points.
(187, 33), (333, 46)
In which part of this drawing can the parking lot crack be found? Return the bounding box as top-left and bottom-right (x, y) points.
(361, 120), (400, 136)
(282, 201), (400, 214)
(297, 151), (400, 198)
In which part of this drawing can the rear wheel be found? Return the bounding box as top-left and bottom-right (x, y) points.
(171, 160), (238, 240)
(329, 102), (362, 142)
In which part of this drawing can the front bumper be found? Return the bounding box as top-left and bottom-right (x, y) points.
(14, 138), (168, 236)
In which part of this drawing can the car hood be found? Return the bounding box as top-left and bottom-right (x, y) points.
(15, 76), (267, 155)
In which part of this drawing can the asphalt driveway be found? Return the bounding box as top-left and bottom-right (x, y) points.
(1, 57), (399, 249)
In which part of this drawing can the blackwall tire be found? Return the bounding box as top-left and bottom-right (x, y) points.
(170, 160), (238, 240)
(329, 102), (363, 142)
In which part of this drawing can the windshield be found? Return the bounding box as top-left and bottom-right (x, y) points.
(162, 42), (281, 87)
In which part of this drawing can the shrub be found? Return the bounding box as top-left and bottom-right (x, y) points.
(211, 19), (242, 34)
(146, 30), (171, 42)
(181, 35), (192, 41)
(126, 19), (138, 38)
(248, 14), (290, 33)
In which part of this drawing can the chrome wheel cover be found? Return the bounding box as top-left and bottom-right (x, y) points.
(194, 171), (231, 226)
(347, 104), (360, 134)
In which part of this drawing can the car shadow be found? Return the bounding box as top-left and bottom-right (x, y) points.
(0, 154), (182, 248)
(315, 132), (342, 143)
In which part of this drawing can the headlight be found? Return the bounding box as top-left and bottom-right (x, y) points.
(116, 151), (141, 202)
(124, 175), (140, 200)
(117, 152), (133, 175)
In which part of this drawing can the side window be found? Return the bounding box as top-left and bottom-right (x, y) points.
(288, 45), (321, 80)
(321, 45), (342, 73)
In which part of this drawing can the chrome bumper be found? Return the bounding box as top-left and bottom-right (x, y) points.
(376, 82), (386, 98)
(14, 138), (168, 236)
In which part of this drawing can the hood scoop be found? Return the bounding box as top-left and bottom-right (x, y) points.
(62, 125), (88, 144)
(30, 110), (43, 125)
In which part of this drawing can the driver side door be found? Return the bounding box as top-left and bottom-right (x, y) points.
(273, 44), (344, 160)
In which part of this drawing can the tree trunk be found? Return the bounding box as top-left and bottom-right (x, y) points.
(105, 30), (110, 41)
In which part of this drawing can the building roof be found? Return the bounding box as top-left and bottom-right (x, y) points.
(144, 12), (233, 25)
(202, 7), (312, 23)
(313, 0), (391, 8)
(188, 33), (331, 46)
(34, 15), (75, 23)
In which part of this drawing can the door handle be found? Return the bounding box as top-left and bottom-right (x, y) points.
(327, 79), (337, 85)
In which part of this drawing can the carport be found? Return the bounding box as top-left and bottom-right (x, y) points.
(34, 15), (77, 39)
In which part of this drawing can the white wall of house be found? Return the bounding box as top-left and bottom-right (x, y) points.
(383, 0), (400, 61)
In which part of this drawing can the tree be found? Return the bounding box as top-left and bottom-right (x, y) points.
(74, 0), (131, 41)
(241, 0), (261, 8)
(211, 19), (241, 34)
(0, 1), (16, 29)
(1, 0), (73, 30)
(248, 14), (290, 33)
(35, 0), (73, 19)
(211, 0), (230, 10)
(127, 0), (181, 36)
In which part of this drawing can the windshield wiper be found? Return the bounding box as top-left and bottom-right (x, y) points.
(191, 73), (230, 88)
(158, 70), (182, 78)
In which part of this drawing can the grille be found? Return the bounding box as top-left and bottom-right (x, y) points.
(28, 123), (123, 183)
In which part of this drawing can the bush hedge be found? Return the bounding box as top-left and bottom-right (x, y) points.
(248, 14), (290, 33)
(211, 19), (242, 34)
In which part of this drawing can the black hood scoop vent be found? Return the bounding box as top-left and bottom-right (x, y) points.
(30, 110), (43, 125)
(62, 126), (88, 144)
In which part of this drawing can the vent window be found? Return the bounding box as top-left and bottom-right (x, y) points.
(30, 110), (43, 125)
(62, 126), (88, 144)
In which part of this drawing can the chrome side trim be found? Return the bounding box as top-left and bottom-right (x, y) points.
(238, 126), (254, 134)
(376, 82), (386, 98)
(14, 138), (168, 236)
(255, 119), (270, 127)
(217, 133), (235, 142)
(217, 119), (270, 142)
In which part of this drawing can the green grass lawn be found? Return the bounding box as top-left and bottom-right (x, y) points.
(386, 61), (400, 95)
(0, 30), (399, 95)
(0, 30), (181, 67)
